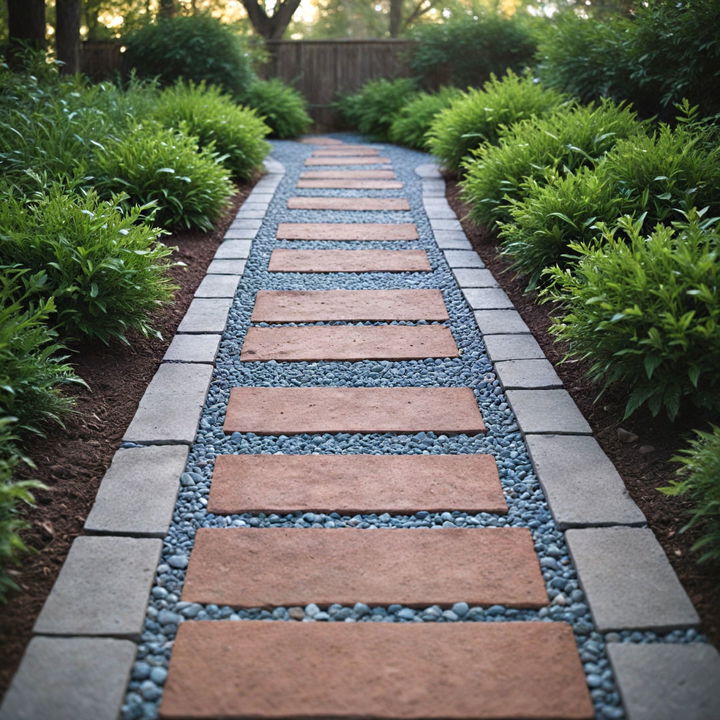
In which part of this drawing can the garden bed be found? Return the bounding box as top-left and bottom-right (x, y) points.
(0, 185), (251, 696)
(446, 178), (720, 647)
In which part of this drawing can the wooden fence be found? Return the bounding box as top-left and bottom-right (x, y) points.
(79, 39), (416, 129)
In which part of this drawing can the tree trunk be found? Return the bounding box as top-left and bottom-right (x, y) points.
(7, 0), (46, 68)
(159, 0), (176, 19)
(389, 0), (403, 38)
(55, 0), (81, 74)
(241, 0), (302, 41)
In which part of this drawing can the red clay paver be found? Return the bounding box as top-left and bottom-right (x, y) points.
(277, 222), (418, 240)
(182, 527), (546, 607)
(268, 249), (430, 273)
(240, 325), (459, 361)
(287, 196), (410, 211)
(208, 453), (506, 514)
(160, 622), (594, 720)
(305, 156), (391, 165)
(250, 289), (448, 322)
(301, 169), (396, 179)
(312, 147), (381, 155)
(298, 136), (346, 145)
(223, 386), (485, 434)
(297, 179), (403, 189)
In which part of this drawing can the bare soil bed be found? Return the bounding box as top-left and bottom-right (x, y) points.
(0, 184), (251, 696)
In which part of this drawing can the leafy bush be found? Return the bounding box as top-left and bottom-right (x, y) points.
(427, 71), (565, 171)
(91, 121), (234, 231)
(124, 15), (255, 99)
(543, 212), (720, 421)
(499, 117), (720, 286)
(536, 1), (720, 117)
(337, 78), (418, 141)
(0, 417), (45, 602)
(0, 269), (78, 432)
(153, 82), (270, 181)
(0, 189), (176, 344)
(409, 14), (536, 89)
(661, 425), (720, 565)
(460, 99), (642, 226)
(240, 78), (311, 139)
(388, 87), (462, 150)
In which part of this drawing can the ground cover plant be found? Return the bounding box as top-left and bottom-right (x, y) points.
(460, 99), (642, 226)
(388, 87), (462, 150)
(240, 78), (311, 139)
(337, 77), (418, 141)
(543, 212), (720, 421)
(153, 82), (271, 180)
(427, 71), (566, 172)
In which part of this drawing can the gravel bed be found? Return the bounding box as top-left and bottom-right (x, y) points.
(122, 135), (701, 720)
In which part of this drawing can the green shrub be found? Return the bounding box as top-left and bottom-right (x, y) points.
(499, 118), (720, 286)
(91, 121), (234, 231)
(427, 71), (566, 172)
(536, 1), (720, 117)
(460, 99), (642, 226)
(388, 87), (463, 151)
(124, 15), (255, 99)
(240, 78), (311, 139)
(660, 425), (720, 566)
(153, 82), (270, 181)
(0, 417), (45, 602)
(0, 189), (176, 344)
(337, 78), (418, 141)
(543, 212), (720, 421)
(409, 14), (536, 89)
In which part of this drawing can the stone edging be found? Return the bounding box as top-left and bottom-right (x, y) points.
(0, 159), (286, 720)
(416, 161), (718, 719)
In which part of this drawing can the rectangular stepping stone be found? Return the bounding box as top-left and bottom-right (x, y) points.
(85, 445), (189, 537)
(224, 387), (486, 435)
(506, 389), (592, 435)
(305, 156), (391, 165)
(452, 268), (498, 288)
(206, 259), (246, 275)
(297, 179), (403, 189)
(525, 434), (646, 529)
(0, 637), (136, 720)
(34, 536), (161, 639)
(463, 287), (514, 310)
(474, 309), (530, 335)
(160, 622), (593, 720)
(240, 325), (459, 361)
(301, 169), (396, 179)
(194, 274), (239, 298)
(250, 290), (448, 323)
(182, 527), (545, 607)
(565, 527), (699, 631)
(208, 453), (506, 514)
(287, 197), (409, 211)
(177, 298), (232, 334)
(164, 334), (221, 363)
(495, 359), (563, 389)
(444, 250), (485, 269)
(268, 249), (430, 273)
(299, 136), (346, 145)
(123, 363), (213, 444)
(483, 333), (544, 361)
(312, 146), (380, 155)
(606, 643), (720, 720)
(277, 222), (418, 241)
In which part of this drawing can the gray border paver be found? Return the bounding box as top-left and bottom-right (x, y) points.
(506, 389), (592, 434)
(163, 333), (222, 363)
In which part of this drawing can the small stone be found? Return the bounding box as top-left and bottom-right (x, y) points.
(149, 667), (167, 685)
(167, 555), (188, 569)
(288, 606), (305, 620)
(452, 602), (469, 617)
(638, 445), (655, 455)
(157, 610), (182, 626)
(617, 427), (639, 443)
(132, 662), (151, 680)
(139, 680), (161, 702)
(304, 603), (320, 618)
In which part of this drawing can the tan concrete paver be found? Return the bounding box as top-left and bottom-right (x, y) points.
(182, 527), (546, 608)
(277, 222), (418, 240)
(160, 622), (593, 720)
(312, 147), (381, 155)
(297, 179), (403, 189)
(268, 249), (430, 273)
(305, 156), (391, 165)
(301, 169), (396, 179)
(240, 325), (459, 361)
(298, 137), (346, 145)
(251, 289), (448, 322)
(223, 386), (485, 434)
(208, 453), (506, 514)
(287, 197), (409, 211)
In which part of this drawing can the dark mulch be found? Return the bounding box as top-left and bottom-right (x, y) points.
(446, 178), (720, 646)
(0, 185), (251, 696)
